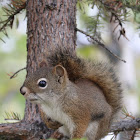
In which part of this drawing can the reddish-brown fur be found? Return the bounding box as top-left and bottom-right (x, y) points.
(20, 49), (122, 140)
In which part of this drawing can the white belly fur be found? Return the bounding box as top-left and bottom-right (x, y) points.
(41, 104), (75, 136)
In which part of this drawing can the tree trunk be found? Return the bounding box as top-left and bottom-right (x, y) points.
(25, 0), (77, 138)
(25, 0), (77, 118)
(26, 0), (77, 73)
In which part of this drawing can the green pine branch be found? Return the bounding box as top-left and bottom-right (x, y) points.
(0, 0), (26, 42)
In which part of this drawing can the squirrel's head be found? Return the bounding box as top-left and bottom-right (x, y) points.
(20, 64), (68, 104)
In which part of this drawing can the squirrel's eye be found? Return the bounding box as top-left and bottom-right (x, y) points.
(37, 78), (47, 89)
(39, 80), (46, 87)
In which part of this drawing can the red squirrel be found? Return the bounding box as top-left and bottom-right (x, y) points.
(20, 49), (122, 140)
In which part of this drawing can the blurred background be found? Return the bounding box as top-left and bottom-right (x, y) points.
(0, 1), (140, 139)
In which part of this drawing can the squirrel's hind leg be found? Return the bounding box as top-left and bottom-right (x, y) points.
(84, 121), (99, 140)
(58, 126), (71, 138)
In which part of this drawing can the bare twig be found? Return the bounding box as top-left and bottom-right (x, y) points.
(76, 28), (126, 63)
(122, 106), (135, 120)
(10, 67), (26, 79)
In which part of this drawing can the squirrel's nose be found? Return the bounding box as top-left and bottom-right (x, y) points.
(20, 86), (28, 95)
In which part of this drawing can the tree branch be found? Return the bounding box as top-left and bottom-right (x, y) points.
(0, 121), (53, 139)
(0, 122), (30, 139)
(0, 6), (25, 32)
(110, 118), (140, 133)
(76, 28), (126, 63)
(0, 1), (26, 41)
(0, 118), (140, 139)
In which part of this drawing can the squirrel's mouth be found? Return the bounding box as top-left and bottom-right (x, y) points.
(29, 99), (38, 102)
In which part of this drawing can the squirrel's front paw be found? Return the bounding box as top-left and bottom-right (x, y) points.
(47, 118), (62, 130)
(40, 110), (62, 130)
(50, 130), (64, 139)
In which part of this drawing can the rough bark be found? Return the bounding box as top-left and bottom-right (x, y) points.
(110, 118), (140, 132)
(0, 122), (52, 140)
(26, 0), (76, 74)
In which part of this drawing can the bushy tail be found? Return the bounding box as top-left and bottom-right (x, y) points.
(48, 49), (122, 114)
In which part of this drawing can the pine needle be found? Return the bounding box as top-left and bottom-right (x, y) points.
(4, 111), (21, 121)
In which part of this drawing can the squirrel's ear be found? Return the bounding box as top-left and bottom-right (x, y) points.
(53, 65), (66, 77)
(39, 61), (48, 68)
